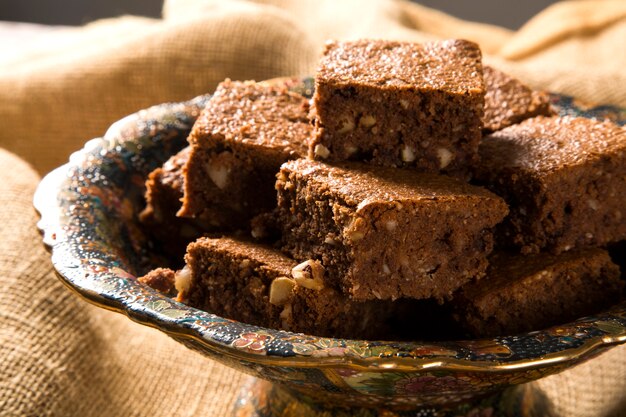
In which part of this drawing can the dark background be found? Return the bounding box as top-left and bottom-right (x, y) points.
(1, 0), (558, 30)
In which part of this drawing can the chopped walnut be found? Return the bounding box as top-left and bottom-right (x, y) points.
(436, 147), (453, 169)
(205, 152), (234, 189)
(337, 117), (355, 133)
(345, 145), (358, 156)
(291, 260), (325, 291)
(359, 114), (376, 128)
(314, 144), (331, 159)
(385, 220), (397, 232)
(269, 277), (296, 306)
(401, 145), (416, 162)
(174, 266), (193, 299)
(345, 217), (367, 242)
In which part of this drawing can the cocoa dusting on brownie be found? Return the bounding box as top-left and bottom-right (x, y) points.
(454, 248), (624, 337)
(310, 39), (485, 178)
(179, 80), (312, 230)
(275, 159), (508, 301)
(475, 116), (626, 254)
(482, 66), (554, 132)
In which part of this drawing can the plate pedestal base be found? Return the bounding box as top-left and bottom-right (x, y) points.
(233, 377), (556, 417)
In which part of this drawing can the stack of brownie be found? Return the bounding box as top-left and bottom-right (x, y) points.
(139, 39), (625, 340)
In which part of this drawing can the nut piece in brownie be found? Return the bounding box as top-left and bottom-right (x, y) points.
(310, 39), (485, 178)
(454, 248), (624, 337)
(179, 80), (311, 229)
(139, 147), (205, 257)
(276, 159), (508, 301)
(175, 236), (396, 339)
(482, 66), (554, 133)
(475, 116), (626, 254)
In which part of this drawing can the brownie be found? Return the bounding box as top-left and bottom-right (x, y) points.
(275, 159), (508, 301)
(175, 236), (397, 339)
(178, 80), (311, 229)
(475, 116), (626, 254)
(482, 66), (554, 133)
(138, 267), (176, 296)
(454, 248), (624, 337)
(309, 39), (485, 178)
(139, 147), (206, 257)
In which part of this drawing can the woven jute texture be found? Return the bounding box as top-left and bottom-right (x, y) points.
(1, 1), (625, 416)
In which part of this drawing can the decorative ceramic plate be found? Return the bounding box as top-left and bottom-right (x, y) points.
(34, 77), (626, 415)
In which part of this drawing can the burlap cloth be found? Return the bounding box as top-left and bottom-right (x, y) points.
(1, 1), (626, 416)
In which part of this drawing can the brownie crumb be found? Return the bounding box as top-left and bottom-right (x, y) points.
(138, 268), (177, 295)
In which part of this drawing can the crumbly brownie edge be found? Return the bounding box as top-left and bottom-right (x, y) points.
(275, 163), (354, 291)
(139, 148), (207, 258)
(310, 81), (483, 178)
(138, 268), (177, 295)
(181, 237), (293, 328)
(482, 66), (554, 133)
(276, 160), (509, 301)
(179, 139), (295, 228)
(178, 237), (400, 339)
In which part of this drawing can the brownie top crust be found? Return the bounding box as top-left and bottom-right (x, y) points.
(479, 116), (626, 173)
(189, 80), (311, 157)
(317, 39), (484, 94)
(284, 159), (505, 206)
(482, 66), (554, 132)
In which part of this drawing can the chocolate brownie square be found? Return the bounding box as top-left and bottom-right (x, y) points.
(174, 236), (396, 339)
(482, 66), (554, 133)
(475, 116), (626, 254)
(139, 147), (206, 257)
(275, 159), (508, 301)
(309, 39), (485, 178)
(454, 248), (624, 337)
(179, 80), (311, 229)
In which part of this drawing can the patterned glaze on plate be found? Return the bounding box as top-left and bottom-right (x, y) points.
(34, 77), (626, 411)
